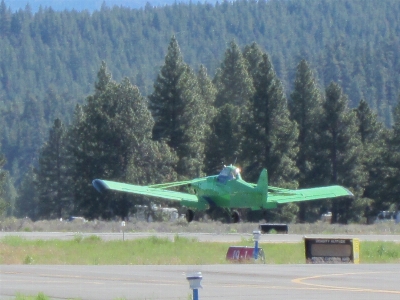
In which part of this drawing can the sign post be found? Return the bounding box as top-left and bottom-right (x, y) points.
(253, 230), (261, 260)
(226, 230), (265, 263)
(121, 221), (126, 241)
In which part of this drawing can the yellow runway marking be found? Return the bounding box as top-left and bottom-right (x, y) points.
(293, 271), (400, 294)
(4, 269), (400, 294)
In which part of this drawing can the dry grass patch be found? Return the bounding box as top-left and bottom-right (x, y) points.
(2, 217), (400, 235)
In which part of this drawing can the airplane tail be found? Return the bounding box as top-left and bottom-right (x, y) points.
(256, 169), (268, 204)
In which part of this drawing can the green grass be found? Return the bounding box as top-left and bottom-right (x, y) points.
(1, 235), (400, 265)
(1, 235), (234, 264)
(14, 293), (123, 300)
(13, 294), (192, 300)
(361, 241), (400, 263)
(14, 293), (50, 300)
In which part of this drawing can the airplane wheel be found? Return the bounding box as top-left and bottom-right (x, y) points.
(231, 210), (241, 223)
(185, 209), (194, 222)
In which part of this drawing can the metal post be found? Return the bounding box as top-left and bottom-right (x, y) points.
(121, 221), (126, 241)
(193, 288), (199, 300)
(186, 272), (202, 300)
(253, 230), (261, 260)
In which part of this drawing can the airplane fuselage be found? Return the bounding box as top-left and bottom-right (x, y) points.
(190, 175), (264, 210)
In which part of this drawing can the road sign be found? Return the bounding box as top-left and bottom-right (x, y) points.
(304, 237), (360, 264)
(226, 246), (265, 263)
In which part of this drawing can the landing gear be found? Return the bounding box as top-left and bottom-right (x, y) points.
(186, 208), (241, 223)
(186, 209), (194, 222)
(231, 210), (241, 223)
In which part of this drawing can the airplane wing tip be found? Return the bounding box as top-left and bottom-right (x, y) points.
(345, 187), (354, 197)
(92, 179), (109, 193)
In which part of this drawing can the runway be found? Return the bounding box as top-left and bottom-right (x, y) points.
(1, 232), (400, 299)
(1, 264), (400, 299)
(2, 231), (400, 243)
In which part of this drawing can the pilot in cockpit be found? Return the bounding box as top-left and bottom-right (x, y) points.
(230, 169), (238, 179)
(233, 167), (241, 180)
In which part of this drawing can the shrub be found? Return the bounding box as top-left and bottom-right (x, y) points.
(73, 233), (83, 243)
(23, 255), (34, 264)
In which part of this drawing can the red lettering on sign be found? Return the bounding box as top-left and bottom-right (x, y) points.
(226, 246), (255, 262)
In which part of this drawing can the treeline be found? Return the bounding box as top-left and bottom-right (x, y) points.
(2, 37), (400, 224)
(1, 0), (400, 222)
(1, 0), (400, 190)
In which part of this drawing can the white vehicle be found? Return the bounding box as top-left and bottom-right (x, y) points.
(320, 212), (332, 222)
(374, 211), (397, 223)
(133, 204), (179, 222)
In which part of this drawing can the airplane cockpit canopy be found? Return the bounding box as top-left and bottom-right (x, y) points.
(217, 165), (242, 183)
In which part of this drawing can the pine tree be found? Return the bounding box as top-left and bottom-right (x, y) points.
(205, 103), (244, 174)
(214, 40), (254, 108)
(241, 52), (299, 222)
(289, 59), (324, 222)
(35, 118), (73, 219)
(2, 173), (17, 216)
(243, 52), (298, 187)
(384, 96), (400, 212)
(205, 41), (255, 174)
(149, 36), (209, 179)
(320, 82), (368, 223)
(95, 61), (112, 94)
(0, 0), (11, 37)
(67, 104), (91, 216)
(126, 141), (178, 186)
(14, 167), (38, 220)
(197, 64), (217, 118)
(242, 42), (264, 82)
(180, 65), (210, 178)
(149, 36), (186, 143)
(9, 94), (47, 183)
(0, 152), (7, 216)
(197, 65), (217, 173)
(355, 99), (389, 222)
(70, 63), (167, 219)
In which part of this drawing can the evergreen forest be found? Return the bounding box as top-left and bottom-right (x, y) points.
(1, 0), (400, 223)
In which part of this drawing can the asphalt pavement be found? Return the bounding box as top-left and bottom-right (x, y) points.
(2, 232), (400, 299)
(2, 231), (400, 242)
(1, 264), (400, 300)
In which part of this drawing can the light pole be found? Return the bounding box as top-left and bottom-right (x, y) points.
(186, 272), (202, 300)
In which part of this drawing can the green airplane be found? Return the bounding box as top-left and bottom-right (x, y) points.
(92, 165), (353, 222)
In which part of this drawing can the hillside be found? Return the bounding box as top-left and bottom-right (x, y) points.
(5, 0), (200, 12)
(0, 0), (399, 186)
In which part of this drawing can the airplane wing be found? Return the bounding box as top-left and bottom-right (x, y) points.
(268, 185), (353, 204)
(92, 179), (199, 203)
(147, 177), (206, 189)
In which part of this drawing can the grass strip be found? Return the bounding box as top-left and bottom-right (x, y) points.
(1, 235), (399, 264)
